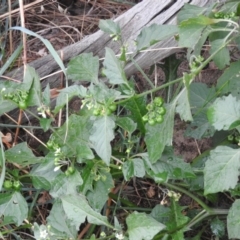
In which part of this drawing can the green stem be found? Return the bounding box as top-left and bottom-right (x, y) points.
(162, 182), (211, 211)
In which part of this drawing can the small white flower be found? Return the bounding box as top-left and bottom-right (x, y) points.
(54, 165), (61, 172)
(38, 110), (46, 118)
(40, 229), (48, 239)
(1, 88), (6, 92)
(54, 148), (61, 156)
(115, 232), (124, 240)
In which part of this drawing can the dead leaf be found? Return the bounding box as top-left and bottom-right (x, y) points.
(147, 186), (155, 198)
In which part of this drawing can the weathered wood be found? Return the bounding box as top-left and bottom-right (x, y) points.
(6, 0), (224, 87)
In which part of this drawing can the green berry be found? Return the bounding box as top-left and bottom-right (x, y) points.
(18, 101), (27, 110)
(67, 166), (75, 174)
(148, 119), (156, 126)
(109, 103), (117, 112)
(93, 108), (100, 116)
(13, 181), (21, 191)
(153, 97), (164, 107)
(3, 180), (13, 189)
(146, 103), (153, 111)
(156, 115), (164, 123)
(157, 107), (166, 116)
(142, 115), (148, 122)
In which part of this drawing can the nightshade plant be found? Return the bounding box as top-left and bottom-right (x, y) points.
(1, 1), (240, 239)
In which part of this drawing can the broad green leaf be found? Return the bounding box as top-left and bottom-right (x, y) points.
(207, 94), (240, 130)
(145, 103), (176, 163)
(90, 116), (115, 165)
(210, 39), (230, 70)
(79, 161), (95, 194)
(177, 4), (208, 23)
(54, 85), (88, 113)
(122, 158), (145, 181)
(210, 217), (225, 237)
(5, 142), (43, 166)
(167, 199), (189, 239)
(61, 194), (112, 228)
(126, 212), (165, 240)
(25, 65), (41, 107)
(53, 114), (94, 160)
(179, 16), (216, 49)
(99, 19), (120, 35)
(136, 24), (178, 51)
(39, 118), (52, 132)
(150, 205), (171, 224)
(204, 146), (240, 194)
(122, 96), (147, 134)
(67, 53), (99, 83)
(42, 84), (51, 106)
(116, 117), (137, 134)
(0, 100), (18, 116)
(227, 199), (240, 239)
(87, 170), (114, 212)
(47, 200), (77, 239)
(176, 87), (193, 122)
(50, 171), (83, 198)
(189, 82), (216, 112)
(30, 154), (60, 190)
(103, 47), (127, 85)
(152, 147), (195, 180)
(216, 60), (240, 99)
(185, 112), (215, 139)
(0, 192), (28, 226)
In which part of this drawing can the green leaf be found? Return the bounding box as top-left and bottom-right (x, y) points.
(39, 118), (52, 132)
(210, 39), (230, 70)
(122, 96), (147, 134)
(53, 114), (94, 160)
(150, 205), (171, 224)
(216, 60), (240, 99)
(0, 192), (28, 226)
(122, 158), (145, 181)
(145, 103), (175, 163)
(179, 16), (216, 49)
(43, 84), (51, 106)
(61, 194), (112, 228)
(207, 94), (240, 130)
(185, 111), (215, 139)
(67, 53), (99, 83)
(5, 142), (43, 166)
(210, 217), (225, 237)
(204, 146), (240, 194)
(79, 161), (95, 194)
(167, 199), (189, 239)
(0, 100), (18, 116)
(30, 154), (60, 190)
(116, 117), (137, 134)
(47, 200), (77, 239)
(152, 147), (195, 180)
(54, 85), (87, 113)
(99, 19), (120, 35)
(126, 212), (166, 240)
(136, 24), (178, 51)
(90, 116), (115, 165)
(103, 47), (127, 85)
(227, 199), (240, 239)
(87, 170), (114, 212)
(50, 171), (83, 198)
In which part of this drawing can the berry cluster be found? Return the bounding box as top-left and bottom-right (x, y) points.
(142, 97), (166, 126)
(214, 11), (236, 19)
(93, 103), (117, 116)
(3, 180), (21, 191)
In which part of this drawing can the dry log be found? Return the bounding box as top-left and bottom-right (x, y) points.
(7, 0), (224, 88)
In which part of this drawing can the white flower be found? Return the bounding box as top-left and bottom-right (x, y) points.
(40, 229), (48, 239)
(115, 232), (124, 240)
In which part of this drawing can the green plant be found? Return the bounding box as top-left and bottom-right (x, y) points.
(1, 1), (240, 239)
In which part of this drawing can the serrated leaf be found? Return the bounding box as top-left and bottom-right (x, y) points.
(136, 24), (178, 51)
(54, 85), (87, 113)
(5, 142), (43, 166)
(167, 199), (189, 239)
(216, 60), (240, 99)
(67, 53), (99, 83)
(152, 147), (195, 180)
(116, 117), (137, 134)
(53, 114), (94, 160)
(47, 200), (77, 239)
(207, 94), (240, 130)
(210, 217), (225, 237)
(87, 170), (114, 212)
(204, 146), (240, 194)
(122, 158), (145, 181)
(227, 199), (240, 239)
(0, 192), (28, 226)
(99, 19), (120, 35)
(179, 16), (216, 49)
(126, 212), (165, 240)
(61, 194), (112, 228)
(210, 39), (230, 70)
(90, 116), (115, 165)
(185, 111), (215, 139)
(122, 96), (147, 134)
(30, 154), (60, 190)
(145, 103), (175, 163)
(103, 47), (127, 85)
(50, 171), (83, 198)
